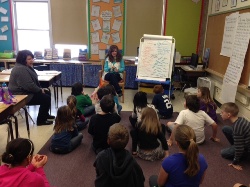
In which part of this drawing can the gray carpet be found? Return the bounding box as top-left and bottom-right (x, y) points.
(38, 111), (250, 187)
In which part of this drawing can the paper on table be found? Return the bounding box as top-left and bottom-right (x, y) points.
(0, 35), (7, 40)
(1, 16), (8, 22)
(36, 70), (60, 75)
(0, 7), (7, 14)
(112, 19), (122, 31)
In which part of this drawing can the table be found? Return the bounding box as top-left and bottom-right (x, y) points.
(180, 66), (206, 87)
(0, 95), (29, 139)
(0, 72), (62, 108)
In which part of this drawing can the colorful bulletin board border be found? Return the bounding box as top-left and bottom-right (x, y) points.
(88, 0), (126, 60)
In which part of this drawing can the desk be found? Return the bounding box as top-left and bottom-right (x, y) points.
(180, 66), (206, 87)
(0, 95), (29, 139)
(0, 73), (61, 108)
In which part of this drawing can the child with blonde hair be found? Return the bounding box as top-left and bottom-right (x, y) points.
(197, 86), (217, 122)
(152, 85), (173, 119)
(67, 95), (89, 130)
(131, 107), (169, 161)
(149, 125), (208, 187)
(50, 105), (83, 154)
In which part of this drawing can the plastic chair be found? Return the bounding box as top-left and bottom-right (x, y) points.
(98, 60), (126, 103)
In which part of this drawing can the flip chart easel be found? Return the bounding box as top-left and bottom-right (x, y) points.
(136, 34), (175, 97)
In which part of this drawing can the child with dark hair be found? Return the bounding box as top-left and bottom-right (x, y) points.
(95, 86), (118, 114)
(71, 82), (95, 116)
(167, 95), (219, 145)
(197, 86), (218, 122)
(67, 95), (89, 131)
(129, 91), (157, 128)
(220, 102), (250, 171)
(88, 95), (121, 154)
(149, 125), (207, 187)
(105, 84), (122, 113)
(152, 85), (173, 119)
(50, 105), (83, 154)
(0, 138), (50, 187)
(131, 107), (169, 161)
(94, 123), (145, 187)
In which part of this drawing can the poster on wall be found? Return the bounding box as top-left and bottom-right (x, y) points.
(88, 0), (126, 60)
(231, 0), (237, 7)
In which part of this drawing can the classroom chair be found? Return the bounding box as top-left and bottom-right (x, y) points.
(98, 60), (126, 103)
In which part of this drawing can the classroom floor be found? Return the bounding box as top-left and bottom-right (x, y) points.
(0, 87), (188, 154)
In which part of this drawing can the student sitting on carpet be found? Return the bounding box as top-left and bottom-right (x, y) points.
(88, 95), (121, 154)
(67, 95), (89, 131)
(71, 82), (95, 117)
(149, 125), (207, 187)
(130, 107), (169, 161)
(129, 91), (157, 128)
(50, 105), (83, 154)
(105, 84), (122, 114)
(95, 87), (118, 114)
(197, 86), (218, 122)
(94, 123), (145, 187)
(220, 102), (250, 171)
(0, 138), (50, 187)
(166, 95), (219, 145)
(152, 85), (173, 119)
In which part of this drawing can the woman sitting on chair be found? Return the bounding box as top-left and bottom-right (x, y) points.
(8, 50), (54, 126)
(102, 45), (125, 97)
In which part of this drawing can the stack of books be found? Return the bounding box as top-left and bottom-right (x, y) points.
(34, 51), (43, 59)
(78, 49), (88, 61)
(44, 49), (52, 60)
(63, 49), (71, 60)
(52, 48), (59, 59)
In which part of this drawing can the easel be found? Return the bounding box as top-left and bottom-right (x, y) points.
(136, 34), (175, 97)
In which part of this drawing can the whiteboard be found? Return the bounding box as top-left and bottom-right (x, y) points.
(137, 34), (175, 81)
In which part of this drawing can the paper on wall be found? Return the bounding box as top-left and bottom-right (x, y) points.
(91, 43), (99, 54)
(101, 33), (110, 44)
(112, 19), (122, 31)
(113, 6), (122, 17)
(103, 20), (110, 32)
(91, 5), (100, 17)
(111, 32), (120, 43)
(0, 35), (7, 40)
(114, 0), (122, 3)
(0, 7), (7, 14)
(101, 10), (112, 20)
(1, 25), (8, 33)
(99, 50), (106, 60)
(101, 0), (110, 3)
(1, 16), (8, 22)
(93, 0), (100, 2)
(91, 19), (101, 31)
(91, 32), (100, 43)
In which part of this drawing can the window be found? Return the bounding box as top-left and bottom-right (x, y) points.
(13, 0), (52, 52)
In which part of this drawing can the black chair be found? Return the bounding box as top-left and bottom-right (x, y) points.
(177, 68), (192, 92)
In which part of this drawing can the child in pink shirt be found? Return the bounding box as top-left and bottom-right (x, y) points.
(0, 138), (50, 187)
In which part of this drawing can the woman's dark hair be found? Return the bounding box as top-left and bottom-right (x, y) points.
(133, 91), (148, 113)
(16, 50), (34, 65)
(105, 84), (116, 96)
(1, 138), (34, 166)
(185, 95), (200, 113)
(105, 45), (122, 62)
(71, 82), (83, 96)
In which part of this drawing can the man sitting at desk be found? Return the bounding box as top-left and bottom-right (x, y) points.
(8, 50), (54, 126)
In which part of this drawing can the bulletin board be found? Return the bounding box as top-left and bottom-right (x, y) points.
(88, 0), (126, 60)
(205, 8), (250, 86)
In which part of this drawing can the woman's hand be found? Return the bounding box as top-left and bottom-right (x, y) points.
(114, 67), (119, 72)
(31, 154), (48, 168)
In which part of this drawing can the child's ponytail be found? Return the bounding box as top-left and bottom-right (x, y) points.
(175, 125), (200, 177)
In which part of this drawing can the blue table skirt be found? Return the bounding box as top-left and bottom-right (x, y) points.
(49, 63), (138, 88)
